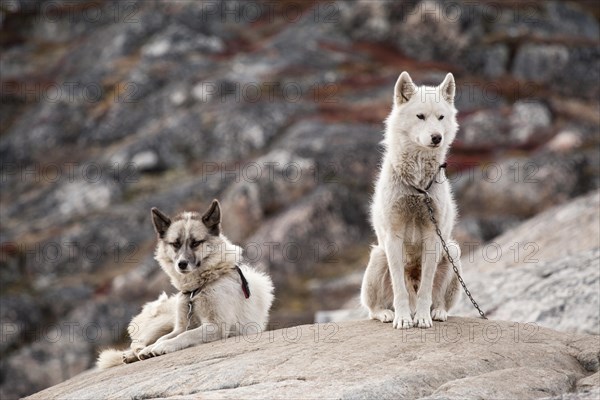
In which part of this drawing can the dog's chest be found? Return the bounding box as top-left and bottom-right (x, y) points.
(386, 155), (441, 232)
(395, 153), (439, 188)
(177, 293), (210, 330)
(390, 194), (432, 240)
(388, 191), (442, 266)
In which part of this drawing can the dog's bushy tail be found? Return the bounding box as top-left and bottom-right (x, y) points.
(97, 349), (124, 369)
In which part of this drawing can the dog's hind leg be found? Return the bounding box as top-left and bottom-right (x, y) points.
(444, 272), (461, 311)
(431, 240), (462, 321)
(361, 245), (394, 323)
(443, 242), (462, 312)
(431, 259), (452, 322)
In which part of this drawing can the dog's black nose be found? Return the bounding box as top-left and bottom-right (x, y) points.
(431, 134), (442, 145)
(178, 261), (188, 269)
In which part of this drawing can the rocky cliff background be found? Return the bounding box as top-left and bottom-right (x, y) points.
(0, 0), (599, 398)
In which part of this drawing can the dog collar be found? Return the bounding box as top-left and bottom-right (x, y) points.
(181, 264), (250, 299)
(235, 265), (251, 299)
(412, 163), (447, 195)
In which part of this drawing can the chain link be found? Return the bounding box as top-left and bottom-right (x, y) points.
(423, 194), (487, 319)
(185, 289), (198, 331)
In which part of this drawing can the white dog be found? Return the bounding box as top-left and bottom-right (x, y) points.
(361, 71), (462, 329)
(98, 200), (274, 368)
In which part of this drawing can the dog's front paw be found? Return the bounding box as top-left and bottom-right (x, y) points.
(413, 311), (433, 328)
(393, 312), (413, 329)
(146, 340), (182, 357)
(431, 308), (448, 322)
(137, 346), (156, 360)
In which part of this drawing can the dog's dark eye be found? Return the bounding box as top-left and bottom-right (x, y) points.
(170, 241), (181, 249)
(191, 240), (205, 248)
(417, 114), (425, 120)
(438, 115), (444, 120)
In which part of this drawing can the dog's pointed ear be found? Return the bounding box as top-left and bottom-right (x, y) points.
(151, 208), (171, 239)
(440, 72), (456, 104)
(394, 71), (415, 106)
(202, 199), (221, 235)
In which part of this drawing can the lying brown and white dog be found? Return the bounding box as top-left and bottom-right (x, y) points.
(97, 200), (274, 368)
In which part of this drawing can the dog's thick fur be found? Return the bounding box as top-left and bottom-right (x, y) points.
(97, 200), (274, 368)
(97, 292), (176, 368)
(361, 71), (462, 330)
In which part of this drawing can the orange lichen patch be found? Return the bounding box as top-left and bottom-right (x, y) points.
(257, 0), (321, 24)
(573, 0), (600, 19)
(449, 73), (550, 104)
(212, 1), (324, 58)
(213, 37), (258, 59)
(317, 102), (389, 124)
(451, 138), (541, 153)
(483, 31), (600, 47)
(444, 153), (496, 172)
(84, 53), (143, 119)
(87, 84), (117, 119)
(0, 79), (56, 101)
(0, 241), (20, 257)
(335, 65), (394, 90)
(111, 54), (142, 79)
(548, 97), (600, 126)
(351, 41), (459, 74)
(494, 78), (550, 103)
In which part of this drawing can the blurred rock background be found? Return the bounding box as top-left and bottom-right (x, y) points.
(0, 0), (598, 398)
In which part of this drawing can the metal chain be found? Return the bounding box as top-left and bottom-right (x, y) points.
(423, 193), (488, 319)
(185, 290), (198, 331)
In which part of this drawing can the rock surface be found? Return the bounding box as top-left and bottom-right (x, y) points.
(26, 318), (600, 400)
(453, 191), (600, 335)
(463, 190), (600, 272)
(455, 248), (600, 336)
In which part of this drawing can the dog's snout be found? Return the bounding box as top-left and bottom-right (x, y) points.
(178, 260), (188, 270)
(431, 133), (442, 145)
